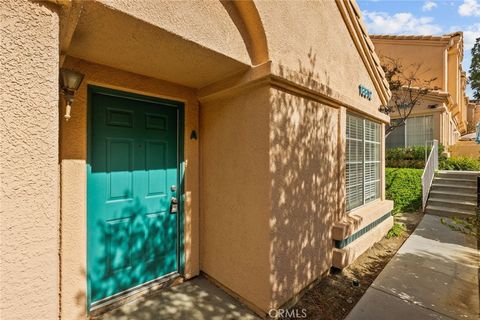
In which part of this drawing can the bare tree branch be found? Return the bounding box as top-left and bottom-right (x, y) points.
(380, 56), (437, 137)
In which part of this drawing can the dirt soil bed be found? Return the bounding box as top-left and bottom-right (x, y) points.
(286, 212), (424, 320)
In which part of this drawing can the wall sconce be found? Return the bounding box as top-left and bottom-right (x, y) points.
(60, 68), (84, 121)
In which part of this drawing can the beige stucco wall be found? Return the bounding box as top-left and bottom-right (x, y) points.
(398, 110), (458, 148)
(60, 160), (87, 320)
(199, 86), (272, 312)
(67, 0), (251, 89)
(0, 1), (394, 318)
(200, 81), (388, 314)
(475, 106), (480, 128)
(0, 1), (60, 319)
(199, 2), (392, 313)
(269, 88), (340, 307)
(60, 1), (392, 316)
(372, 40), (446, 91)
(97, 0), (250, 65)
(256, 0), (386, 120)
(448, 43), (463, 110)
(467, 103), (479, 132)
(333, 213), (393, 268)
(450, 141), (480, 158)
(372, 35), (468, 135)
(388, 95), (462, 147)
(448, 52), (459, 104)
(59, 57), (200, 319)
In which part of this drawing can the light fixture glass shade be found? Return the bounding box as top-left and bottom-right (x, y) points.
(60, 68), (84, 91)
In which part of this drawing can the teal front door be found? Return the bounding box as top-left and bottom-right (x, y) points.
(87, 86), (183, 307)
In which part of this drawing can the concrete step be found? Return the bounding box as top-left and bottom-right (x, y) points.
(436, 170), (479, 181)
(427, 198), (477, 212)
(430, 184), (477, 193)
(432, 177), (477, 187)
(425, 205), (477, 219)
(429, 190), (477, 202)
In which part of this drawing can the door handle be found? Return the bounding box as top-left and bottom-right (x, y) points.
(170, 197), (178, 214)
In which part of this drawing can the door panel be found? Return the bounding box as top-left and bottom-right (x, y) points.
(145, 141), (168, 196)
(87, 88), (180, 305)
(107, 138), (134, 200)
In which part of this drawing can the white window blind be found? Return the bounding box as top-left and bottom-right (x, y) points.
(346, 114), (381, 211)
(406, 115), (433, 147)
(386, 115), (433, 148)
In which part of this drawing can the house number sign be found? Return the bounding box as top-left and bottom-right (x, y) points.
(358, 85), (372, 101)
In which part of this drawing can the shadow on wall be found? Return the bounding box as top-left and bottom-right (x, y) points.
(73, 268), (87, 320)
(277, 48), (334, 98)
(269, 49), (340, 307)
(78, 49), (341, 316)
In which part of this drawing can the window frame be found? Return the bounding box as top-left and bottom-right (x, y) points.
(346, 113), (382, 212)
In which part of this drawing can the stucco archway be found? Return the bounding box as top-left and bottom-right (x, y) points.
(220, 0), (269, 66)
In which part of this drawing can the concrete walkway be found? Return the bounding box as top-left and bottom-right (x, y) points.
(346, 214), (479, 320)
(96, 276), (260, 320)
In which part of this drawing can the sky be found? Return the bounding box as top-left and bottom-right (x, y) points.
(357, 0), (480, 98)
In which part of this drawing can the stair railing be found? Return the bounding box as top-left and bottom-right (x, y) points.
(421, 140), (438, 211)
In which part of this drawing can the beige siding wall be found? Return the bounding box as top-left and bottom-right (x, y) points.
(200, 86), (272, 312)
(0, 1), (60, 319)
(269, 88), (340, 307)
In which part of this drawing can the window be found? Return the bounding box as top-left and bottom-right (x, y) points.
(386, 115), (433, 148)
(346, 114), (381, 211)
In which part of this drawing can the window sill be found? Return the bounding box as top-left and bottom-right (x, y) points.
(332, 199), (394, 241)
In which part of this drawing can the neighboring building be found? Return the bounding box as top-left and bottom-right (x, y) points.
(467, 101), (480, 133)
(371, 34), (468, 149)
(1, 1), (393, 319)
(475, 103), (480, 131)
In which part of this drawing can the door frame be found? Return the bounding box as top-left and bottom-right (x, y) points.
(86, 84), (185, 311)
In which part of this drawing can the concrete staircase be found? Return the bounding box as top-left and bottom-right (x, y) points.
(426, 171), (478, 218)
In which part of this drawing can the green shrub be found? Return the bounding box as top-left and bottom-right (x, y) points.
(387, 146), (428, 161)
(386, 223), (405, 239)
(386, 145), (446, 169)
(439, 157), (480, 171)
(386, 159), (425, 169)
(386, 168), (423, 214)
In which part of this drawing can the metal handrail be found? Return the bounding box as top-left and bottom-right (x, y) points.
(421, 140), (438, 211)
